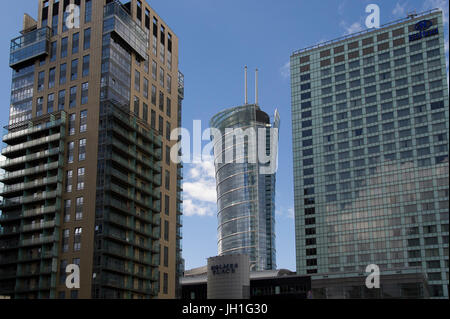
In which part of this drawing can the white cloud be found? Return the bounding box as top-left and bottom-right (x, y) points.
(182, 156), (217, 217)
(392, 2), (407, 17)
(280, 61), (290, 79)
(337, 1), (347, 16)
(276, 207), (295, 220)
(340, 21), (364, 35)
(183, 199), (214, 217)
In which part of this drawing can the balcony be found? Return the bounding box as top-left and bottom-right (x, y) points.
(103, 2), (148, 60)
(0, 189), (60, 208)
(178, 72), (185, 99)
(21, 220), (56, 233)
(0, 160), (61, 182)
(22, 205), (58, 218)
(0, 148), (61, 169)
(1, 133), (61, 155)
(10, 26), (50, 69)
(3, 116), (65, 143)
(21, 234), (58, 247)
(0, 176), (59, 196)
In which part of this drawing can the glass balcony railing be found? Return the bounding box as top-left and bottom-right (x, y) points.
(103, 2), (149, 60)
(0, 148), (61, 169)
(21, 220), (56, 232)
(1, 133), (61, 155)
(10, 27), (51, 68)
(0, 176), (59, 195)
(21, 234), (58, 247)
(3, 116), (65, 143)
(22, 205), (57, 218)
(0, 160), (61, 182)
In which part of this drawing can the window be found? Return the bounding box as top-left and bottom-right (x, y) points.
(61, 37), (68, 58)
(37, 97), (44, 116)
(134, 96), (140, 117)
(166, 98), (171, 117)
(48, 67), (56, 89)
(70, 86), (77, 108)
(159, 91), (164, 111)
(77, 167), (85, 190)
(80, 110), (87, 132)
(47, 93), (54, 113)
(58, 90), (66, 110)
(66, 170), (73, 192)
(164, 195), (170, 215)
(152, 60), (157, 80)
(38, 71), (45, 92)
(76, 198), (84, 220)
(164, 245), (169, 267)
(64, 200), (71, 222)
(166, 121), (171, 140)
(82, 55), (90, 77)
(83, 28), (91, 50)
(135, 70), (140, 92)
(160, 67), (164, 87)
(143, 103), (148, 122)
(165, 170), (170, 190)
(151, 85), (157, 105)
(151, 110), (156, 129)
(68, 114), (76, 136)
(85, 0), (92, 23)
(60, 63), (67, 85)
(164, 220), (169, 241)
(71, 59), (78, 81)
(52, 10), (59, 36)
(143, 78), (149, 98)
(50, 41), (57, 62)
(79, 139), (86, 161)
(72, 32), (79, 54)
(62, 229), (69, 252)
(74, 227), (82, 251)
(163, 273), (168, 294)
(81, 82), (88, 105)
(167, 74), (172, 93)
(68, 141), (75, 163)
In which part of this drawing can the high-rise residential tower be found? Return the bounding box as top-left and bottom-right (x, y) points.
(0, 0), (183, 299)
(290, 9), (448, 298)
(210, 78), (280, 271)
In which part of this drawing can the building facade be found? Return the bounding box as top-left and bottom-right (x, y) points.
(210, 104), (279, 271)
(290, 9), (448, 298)
(182, 268), (311, 300)
(0, 0), (183, 299)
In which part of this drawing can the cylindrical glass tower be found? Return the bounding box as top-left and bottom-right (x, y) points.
(210, 104), (279, 271)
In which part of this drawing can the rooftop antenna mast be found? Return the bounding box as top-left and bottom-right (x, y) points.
(255, 68), (259, 105)
(407, 10), (417, 19)
(244, 66), (248, 105)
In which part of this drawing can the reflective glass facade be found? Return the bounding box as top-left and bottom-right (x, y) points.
(210, 104), (279, 271)
(291, 10), (449, 298)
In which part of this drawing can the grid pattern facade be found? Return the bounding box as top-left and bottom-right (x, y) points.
(291, 10), (449, 298)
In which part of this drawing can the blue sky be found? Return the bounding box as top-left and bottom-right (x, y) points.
(0, 0), (448, 271)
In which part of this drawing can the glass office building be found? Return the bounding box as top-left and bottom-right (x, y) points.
(290, 9), (448, 298)
(210, 104), (280, 271)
